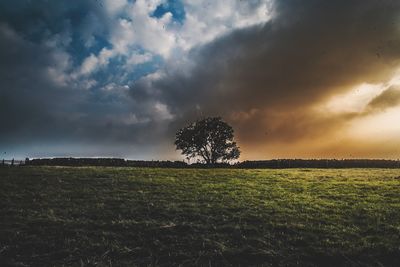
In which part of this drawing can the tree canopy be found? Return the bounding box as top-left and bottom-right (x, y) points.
(175, 117), (240, 164)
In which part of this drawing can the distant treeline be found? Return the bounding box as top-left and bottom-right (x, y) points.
(25, 158), (187, 168)
(21, 158), (400, 168)
(237, 159), (400, 169)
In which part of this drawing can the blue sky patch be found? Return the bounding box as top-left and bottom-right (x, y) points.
(152, 0), (185, 23)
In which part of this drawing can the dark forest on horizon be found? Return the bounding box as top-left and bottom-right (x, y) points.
(6, 157), (400, 169)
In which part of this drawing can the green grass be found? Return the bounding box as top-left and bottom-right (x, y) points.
(1, 167), (400, 266)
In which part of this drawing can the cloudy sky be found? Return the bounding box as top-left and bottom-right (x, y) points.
(1, 0), (400, 160)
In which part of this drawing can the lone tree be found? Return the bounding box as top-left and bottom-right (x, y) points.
(175, 117), (240, 164)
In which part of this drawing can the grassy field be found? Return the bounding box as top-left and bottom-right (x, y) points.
(1, 167), (400, 266)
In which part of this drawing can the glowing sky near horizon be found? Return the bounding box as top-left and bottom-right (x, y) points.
(1, 0), (400, 160)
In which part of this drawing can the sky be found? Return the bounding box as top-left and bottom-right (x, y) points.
(1, 0), (400, 160)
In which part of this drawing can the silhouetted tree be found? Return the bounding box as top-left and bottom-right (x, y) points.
(175, 117), (240, 164)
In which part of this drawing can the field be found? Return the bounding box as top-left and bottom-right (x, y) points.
(1, 167), (400, 266)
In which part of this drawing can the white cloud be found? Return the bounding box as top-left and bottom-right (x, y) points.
(115, 1), (175, 57)
(350, 106), (400, 141)
(176, 0), (273, 50)
(46, 49), (73, 87)
(126, 52), (153, 66)
(78, 48), (114, 76)
(81, 79), (98, 90)
(72, 0), (273, 82)
(322, 83), (386, 114)
(101, 83), (130, 92)
(153, 102), (174, 120)
(121, 113), (151, 125)
(104, 0), (128, 15)
(80, 54), (98, 75)
(83, 0), (271, 64)
(320, 67), (400, 115)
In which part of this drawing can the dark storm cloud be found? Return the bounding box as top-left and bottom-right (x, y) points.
(0, 22), (168, 158)
(0, 0), (102, 153)
(0, 0), (107, 48)
(0, 0), (180, 158)
(131, 0), (400, 145)
(0, 24), (73, 142)
(2, 0), (400, 159)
